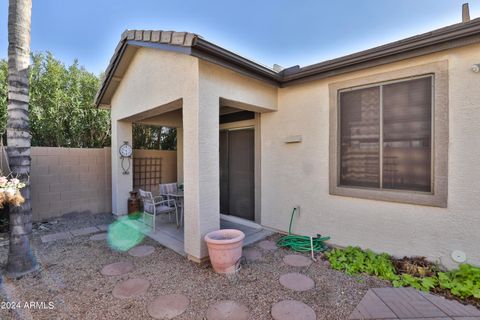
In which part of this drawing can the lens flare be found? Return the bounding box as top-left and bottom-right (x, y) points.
(107, 216), (144, 251)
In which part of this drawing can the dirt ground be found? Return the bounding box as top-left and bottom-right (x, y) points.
(0, 213), (389, 320)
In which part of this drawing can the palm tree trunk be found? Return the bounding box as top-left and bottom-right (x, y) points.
(6, 0), (37, 277)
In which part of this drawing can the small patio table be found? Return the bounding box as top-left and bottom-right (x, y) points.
(166, 191), (184, 228)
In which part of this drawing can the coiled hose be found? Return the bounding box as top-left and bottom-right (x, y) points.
(276, 207), (330, 253)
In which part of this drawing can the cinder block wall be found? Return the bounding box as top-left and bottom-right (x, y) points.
(30, 147), (177, 222)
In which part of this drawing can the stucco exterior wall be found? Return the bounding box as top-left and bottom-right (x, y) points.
(198, 60), (278, 112)
(132, 149), (177, 187)
(261, 43), (480, 269)
(110, 48), (198, 216)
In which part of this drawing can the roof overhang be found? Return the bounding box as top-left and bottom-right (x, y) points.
(96, 18), (480, 108)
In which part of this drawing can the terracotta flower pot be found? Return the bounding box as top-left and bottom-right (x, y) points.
(204, 229), (245, 274)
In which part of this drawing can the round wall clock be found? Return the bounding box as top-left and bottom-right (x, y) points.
(119, 141), (133, 158)
(119, 141), (132, 174)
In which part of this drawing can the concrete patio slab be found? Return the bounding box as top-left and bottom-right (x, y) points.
(206, 300), (249, 320)
(147, 294), (189, 319)
(112, 278), (150, 299)
(124, 215), (273, 257)
(279, 272), (315, 291)
(100, 261), (134, 276)
(271, 300), (316, 320)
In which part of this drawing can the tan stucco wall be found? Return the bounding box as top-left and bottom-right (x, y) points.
(109, 43), (479, 266)
(132, 149), (177, 187)
(261, 43), (480, 269)
(110, 48), (198, 217)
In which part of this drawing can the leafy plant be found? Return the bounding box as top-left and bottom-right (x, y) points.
(326, 246), (480, 302)
(437, 264), (480, 299)
(326, 246), (399, 281)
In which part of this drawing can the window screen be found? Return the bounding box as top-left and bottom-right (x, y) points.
(339, 76), (432, 192)
(340, 87), (380, 188)
(382, 77), (432, 192)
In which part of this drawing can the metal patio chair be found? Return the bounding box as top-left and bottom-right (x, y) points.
(138, 188), (177, 231)
(159, 183), (183, 227)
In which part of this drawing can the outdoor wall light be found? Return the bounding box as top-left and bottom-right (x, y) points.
(472, 64), (480, 73)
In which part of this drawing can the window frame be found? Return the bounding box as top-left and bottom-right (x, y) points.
(329, 61), (448, 207)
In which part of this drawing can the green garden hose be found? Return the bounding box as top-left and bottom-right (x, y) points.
(276, 207), (330, 253)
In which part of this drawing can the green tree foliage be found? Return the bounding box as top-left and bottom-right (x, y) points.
(1, 52), (178, 149)
(0, 52), (111, 147)
(132, 124), (176, 150)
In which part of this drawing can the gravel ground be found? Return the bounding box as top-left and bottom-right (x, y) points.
(0, 214), (389, 320)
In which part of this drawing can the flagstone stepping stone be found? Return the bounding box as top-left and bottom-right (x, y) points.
(112, 278), (150, 299)
(206, 300), (249, 320)
(243, 247), (262, 261)
(271, 300), (316, 320)
(257, 240), (277, 251)
(283, 254), (312, 267)
(40, 231), (72, 243)
(71, 226), (100, 236)
(147, 294), (189, 319)
(100, 261), (134, 276)
(90, 233), (108, 241)
(279, 272), (314, 291)
(128, 245), (155, 257)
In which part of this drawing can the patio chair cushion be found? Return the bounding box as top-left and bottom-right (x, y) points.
(155, 205), (174, 214)
(143, 202), (173, 215)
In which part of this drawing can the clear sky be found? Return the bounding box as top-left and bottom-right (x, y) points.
(1, 0), (479, 75)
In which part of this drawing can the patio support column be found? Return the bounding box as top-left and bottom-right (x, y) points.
(176, 127), (184, 184)
(183, 94), (220, 261)
(111, 120), (132, 216)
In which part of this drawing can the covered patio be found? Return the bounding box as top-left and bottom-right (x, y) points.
(98, 33), (278, 262)
(126, 214), (273, 256)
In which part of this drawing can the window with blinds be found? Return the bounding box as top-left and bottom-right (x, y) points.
(339, 76), (432, 193)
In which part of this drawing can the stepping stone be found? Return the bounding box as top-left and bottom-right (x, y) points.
(257, 240), (277, 251)
(128, 245), (155, 257)
(147, 294), (189, 319)
(70, 226), (100, 236)
(271, 300), (316, 320)
(100, 261), (134, 276)
(283, 254), (312, 267)
(279, 272), (314, 291)
(243, 247), (262, 261)
(90, 233), (108, 241)
(41, 231), (72, 243)
(206, 300), (249, 320)
(112, 278), (150, 299)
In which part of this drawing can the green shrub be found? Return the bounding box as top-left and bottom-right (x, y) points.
(326, 246), (398, 281)
(325, 246), (480, 301)
(437, 264), (480, 299)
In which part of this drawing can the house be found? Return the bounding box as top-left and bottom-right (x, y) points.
(95, 15), (480, 268)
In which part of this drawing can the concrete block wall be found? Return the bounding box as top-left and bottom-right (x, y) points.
(30, 147), (177, 222)
(30, 147), (112, 221)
